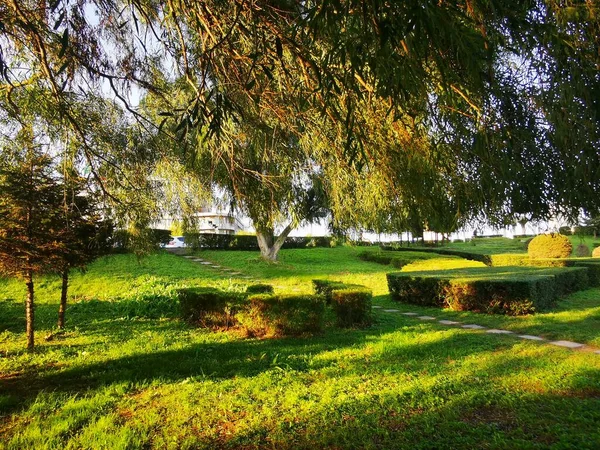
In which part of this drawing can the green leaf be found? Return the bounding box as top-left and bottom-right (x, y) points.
(58, 28), (69, 59)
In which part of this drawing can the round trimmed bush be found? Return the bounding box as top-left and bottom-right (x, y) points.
(575, 244), (591, 257)
(592, 246), (600, 258)
(528, 233), (572, 259)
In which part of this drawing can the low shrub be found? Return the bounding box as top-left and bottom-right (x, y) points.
(489, 254), (530, 267)
(386, 274), (446, 307)
(312, 279), (347, 303)
(570, 260), (600, 287)
(401, 258), (487, 272)
(387, 266), (589, 315)
(330, 287), (373, 327)
(380, 246), (492, 265)
(358, 251), (393, 265)
(178, 287), (242, 328)
(575, 244), (591, 257)
(442, 279), (546, 315)
(593, 247), (600, 257)
(246, 284), (274, 295)
(358, 251), (417, 268)
(528, 233), (572, 259)
(237, 294), (326, 337)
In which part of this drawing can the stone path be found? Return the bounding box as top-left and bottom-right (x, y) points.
(371, 305), (597, 355)
(173, 252), (259, 283)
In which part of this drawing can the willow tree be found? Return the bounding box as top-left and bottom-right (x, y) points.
(2, 1), (600, 243)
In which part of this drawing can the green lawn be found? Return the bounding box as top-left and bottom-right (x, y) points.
(1, 248), (599, 449)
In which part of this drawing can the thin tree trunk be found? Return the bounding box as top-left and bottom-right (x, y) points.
(58, 267), (69, 330)
(256, 223), (295, 261)
(25, 269), (35, 351)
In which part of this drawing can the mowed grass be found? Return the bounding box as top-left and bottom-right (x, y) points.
(0, 248), (598, 449)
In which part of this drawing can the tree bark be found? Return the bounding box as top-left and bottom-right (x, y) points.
(256, 223), (295, 261)
(58, 267), (69, 329)
(25, 269), (35, 351)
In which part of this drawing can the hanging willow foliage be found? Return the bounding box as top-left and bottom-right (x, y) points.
(1, 0), (599, 232)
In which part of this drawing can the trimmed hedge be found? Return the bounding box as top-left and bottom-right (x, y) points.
(330, 287), (373, 327)
(380, 246), (492, 265)
(358, 252), (416, 269)
(237, 294), (326, 337)
(312, 279), (372, 327)
(178, 287), (242, 328)
(387, 266), (589, 315)
(528, 233), (572, 259)
(246, 284), (275, 295)
(489, 254), (530, 267)
(183, 233), (334, 250)
(312, 279), (348, 303)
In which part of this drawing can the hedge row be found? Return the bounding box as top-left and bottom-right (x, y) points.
(387, 266), (589, 315)
(178, 279), (373, 336)
(489, 255), (600, 286)
(238, 294), (326, 337)
(183, 233), (341, 250)
(380, 246), (492, 265)
(313, 279), (373, 326)
(113, 228), (172, 251)
(358, 251), (429, 269)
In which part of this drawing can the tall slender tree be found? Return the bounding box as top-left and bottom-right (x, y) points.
(0, 130), (66, 350)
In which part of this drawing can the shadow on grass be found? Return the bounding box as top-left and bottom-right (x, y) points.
(0, 318), (509, 417)
(205, 362), (600, 449)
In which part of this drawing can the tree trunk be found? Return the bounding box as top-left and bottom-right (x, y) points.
(256, 223), (295, 262)
(58, 267), (69, 330)
(25, 269), (35, 351)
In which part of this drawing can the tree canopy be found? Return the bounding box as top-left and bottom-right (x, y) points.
(1, 1), (599, 244)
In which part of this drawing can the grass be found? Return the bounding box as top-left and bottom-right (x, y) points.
(0, 248), (599, 448)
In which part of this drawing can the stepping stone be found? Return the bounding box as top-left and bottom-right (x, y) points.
(439, 320), (460, 325)
(211, 265), (221, 268)
(486, 329), (513, 335)
(417, 316), (436, 320)
(517, 335), (545, 341)
(192, 259), (204, 262)
(462, 324), (486, 330)
(383, 309), (400, 313)
(595, 350), (600, 355)
(183, 256), (195, 259)
(401, 312), (418, 316)
(549, 340), (584, 349)
(372, 306), (383, 309)
(231, 272), (242, 275)
(200, 262), (212, 265)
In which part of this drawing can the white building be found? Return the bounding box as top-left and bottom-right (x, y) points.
(153, 208), (244, 235)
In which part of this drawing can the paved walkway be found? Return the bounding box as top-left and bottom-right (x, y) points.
(372, 305), (600, 355)
(179, 255), (259, 282)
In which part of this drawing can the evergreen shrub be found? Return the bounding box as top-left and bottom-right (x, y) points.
(237, 294), (326, 337)
(527, 233), (572, 259)
(330, 287), (373, 327)
(387, 266), (589, 315)
(178, 287), (242, 328)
